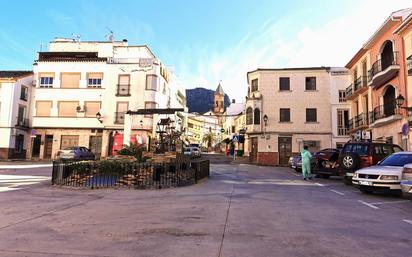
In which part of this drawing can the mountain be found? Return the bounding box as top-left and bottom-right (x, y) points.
(186, 87), (231, 113)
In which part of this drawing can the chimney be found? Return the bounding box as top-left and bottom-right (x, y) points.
(232, 99), (236, 104)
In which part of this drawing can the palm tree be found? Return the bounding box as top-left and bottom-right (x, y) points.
(202, 132), (215, 148)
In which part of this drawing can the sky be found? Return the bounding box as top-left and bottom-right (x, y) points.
(0, 0), (411, 101)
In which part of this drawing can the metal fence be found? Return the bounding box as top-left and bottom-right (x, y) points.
(52, 158), (210, 189)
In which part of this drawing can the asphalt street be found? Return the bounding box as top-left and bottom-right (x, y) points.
(0, 155), (410, 257)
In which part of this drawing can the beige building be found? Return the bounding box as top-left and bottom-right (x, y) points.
(30, 38), (186, 160)
(0, 71), (33, 159)
(186, 115), (203, 146)
(245, 67), (350, 166)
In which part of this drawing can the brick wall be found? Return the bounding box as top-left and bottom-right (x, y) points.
(257, 152), (278, 166)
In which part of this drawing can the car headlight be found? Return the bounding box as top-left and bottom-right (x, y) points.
(380, 175), (399, 180)
(353, 173), (358, 178)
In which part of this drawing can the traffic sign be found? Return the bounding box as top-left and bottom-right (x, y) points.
(221, 128), (225, 133)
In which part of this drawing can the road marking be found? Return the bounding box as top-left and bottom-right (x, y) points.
(403, 219), (412, 225)
(315, 183), (325, 187)
(330, 189), (345, 196)
(358, 200), (380, 210)
(0, 175), (49, 192)
(293, 174), (301, 177)
(371, 200), (411, 205)
(0, 164), (52, 169)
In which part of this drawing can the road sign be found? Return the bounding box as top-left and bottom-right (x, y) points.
(221, 128), (225, 133)
(233, 136), (239, 142)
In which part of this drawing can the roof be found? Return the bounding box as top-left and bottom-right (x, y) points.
(225, 103), (245, 116)
(37, 52), (107, 62)
(345, 48), (368, 68)
(215, 83), (225, 95)
(0, 71), (33, 79)
(394, 12), (412, 34)
(247, 67), (331, 80)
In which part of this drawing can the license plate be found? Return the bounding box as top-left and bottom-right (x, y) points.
(359, 181), (373, 186)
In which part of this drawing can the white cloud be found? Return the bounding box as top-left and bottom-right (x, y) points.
(178, 0), (411, 102)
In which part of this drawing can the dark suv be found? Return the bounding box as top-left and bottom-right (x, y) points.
(339, 141), (403, 184)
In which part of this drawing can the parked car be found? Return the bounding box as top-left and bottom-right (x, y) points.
(312, 148), (341, 178)
(183, 147), (201, 159)
(338, 141), (403, 184)
(59, 146), (95, 161)
(352, 152), (412, 194)
(288, 153), (316, 172)
(400, 163), (412, 199)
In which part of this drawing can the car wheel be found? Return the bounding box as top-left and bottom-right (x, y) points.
(320, 174), (330, 179)
(343, 176), (352, 185)
(339, 153), (360, 172)
(360, 186), (373, 194)
(295, 168), (301, 173)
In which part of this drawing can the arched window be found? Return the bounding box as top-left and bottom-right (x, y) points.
(216, 100), (218, 107)
(254, 108), (261, 125)
(383, 85), (395, 117)
(381, 41), (394, 71)
(246, 107), (253, 125)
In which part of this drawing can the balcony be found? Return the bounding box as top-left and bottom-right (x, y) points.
(370, 102), (404, 128)
(407, 55), (412, 76)
(337, 126), (349, 136)
(116, 84), (131, 96)
(15, 117), (29, 129)
(368, 51), (399, 88)
(348, 113), (370, 132)
(345, 76), (368, 101)
(114, 112), (125, 124)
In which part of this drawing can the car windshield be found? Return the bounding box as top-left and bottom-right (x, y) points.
(379, 154), (412, 167)
(343, 144), (369, 155)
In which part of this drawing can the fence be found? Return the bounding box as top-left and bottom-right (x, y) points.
(52, 158), (209, 189)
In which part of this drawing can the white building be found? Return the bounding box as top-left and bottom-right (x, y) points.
(30, 38), (186, 160)
(222, 100), (245, 140)
(0, 71), (33, 159)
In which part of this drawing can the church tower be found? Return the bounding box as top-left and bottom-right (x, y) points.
(214, 82), (225, 114)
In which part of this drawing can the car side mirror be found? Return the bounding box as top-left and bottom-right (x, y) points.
(377, 161), (381, 165)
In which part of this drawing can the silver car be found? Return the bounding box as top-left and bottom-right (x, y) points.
(59, 146), (95, 161)
(401, 163), (412, 197)
(184, 147), (201, 159)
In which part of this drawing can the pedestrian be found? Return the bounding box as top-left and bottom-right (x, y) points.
(301, 146), (312, 180)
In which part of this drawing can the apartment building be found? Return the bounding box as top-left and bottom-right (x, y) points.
(245, 67), (350, 166)
(0, 71), (33, 159)
(31, 38), (186, 160)
(345, 9), (412, 149)
(187, 114), (203, 145)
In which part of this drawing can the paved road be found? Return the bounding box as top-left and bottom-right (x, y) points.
(0, 156), (410, 256)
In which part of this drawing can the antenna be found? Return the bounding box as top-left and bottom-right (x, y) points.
(71, 33), (81, 42)
(105, 28), (114, 42)
(39, 43), (43, 52)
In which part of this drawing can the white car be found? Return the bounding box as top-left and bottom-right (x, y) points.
(352, 152), (412, 194)
(401, 163), (412, 197)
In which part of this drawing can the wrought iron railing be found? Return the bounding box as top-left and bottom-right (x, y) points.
(407, 55), (412, 76)
(368, 51), (398, 82)
(372, 102), (403, 121)
(345, 84), (353, 99)
(15, 117), (29, 127)
(114, 112), (125, 124)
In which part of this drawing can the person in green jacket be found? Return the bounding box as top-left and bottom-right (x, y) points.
(301, 146), (312, 180)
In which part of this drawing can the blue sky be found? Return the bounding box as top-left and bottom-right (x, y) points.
(0, 0), (410, 100)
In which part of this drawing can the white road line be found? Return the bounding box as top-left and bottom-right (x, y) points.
(293, 174), (301, 177)
(403, 219), (412, 225)
(358, 200), (380, 210)
(371, 200), (411, 205)
(330, 189), (345, 196)
(315, 183), (325, 187)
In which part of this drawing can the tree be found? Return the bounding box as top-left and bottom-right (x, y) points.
(202, 132), (215, 148)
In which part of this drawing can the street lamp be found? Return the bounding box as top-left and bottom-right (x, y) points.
(263, 114), (268, 126)
(396, 94), (405, 108)
(95, 112), (103, 123)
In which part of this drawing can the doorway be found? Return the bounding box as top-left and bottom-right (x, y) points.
(44, 135), (53, 159)
(278, 137), (292, 166)
(250, 137), (258, 163)
(89, 136), (102, 159)
(32, 135), (41, 158)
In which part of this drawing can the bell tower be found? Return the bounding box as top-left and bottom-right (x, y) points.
(214, 82), (225, 114)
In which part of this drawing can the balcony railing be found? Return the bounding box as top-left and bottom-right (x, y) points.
(114, 112), (125, 124)
(368, 52), (399, 86)
(372, 102), (403, 122)
(15, 117), (29, 128)
(345, 84), (353, 99)
(337, 126), (349, 136)
(346, 76), (368, 100)
(116, 84), (131, 96)
(348, 113), (370, 131)
(407, 55), (412, 76)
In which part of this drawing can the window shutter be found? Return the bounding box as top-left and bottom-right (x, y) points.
(36, 101), (52, 116)
(61, 73), (81, 88)
(119, 75), (130, 85)
(58, 101), (78, 116)
(85, 102), (101, 117)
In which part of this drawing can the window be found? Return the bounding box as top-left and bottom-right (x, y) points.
(146, 74), (158, 91)
(279, 77), (290, 91)
(87, 73), (103, 88)
(115, 102), (128, 124)
(253, 108), (260, 125)
(117, 75), (130, 96)
(279, 108), (290, 122)
(20, 86), (28, 101)
(60, 135), (79, 149)
(39, 73), (54, 88)
(36, 101), (52, 117)
(337, 109), (349, 135)
(339, 90), (346, 102)
(188, 123), (194, 128)
(246, 107), (253, 125)
(17, 106), (26, 125)
(305, 77), (316, 90)
(58, 101), (78, 117)
(306, 108), (317, 122)
(60, 73), (81, 88)
(231, 126), (235, 133)
(85, 101), (101, 117)
(251, 79), (258, 92)
(304, 140), (320, 152)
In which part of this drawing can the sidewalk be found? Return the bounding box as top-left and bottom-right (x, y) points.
(0, 160), (52, 169)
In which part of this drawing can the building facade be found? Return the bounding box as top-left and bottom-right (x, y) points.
(245, 67), (350, 166)
(0, 71), (33, 159)
(186, 114), (203, 146)
(30, 38), (186, 160)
